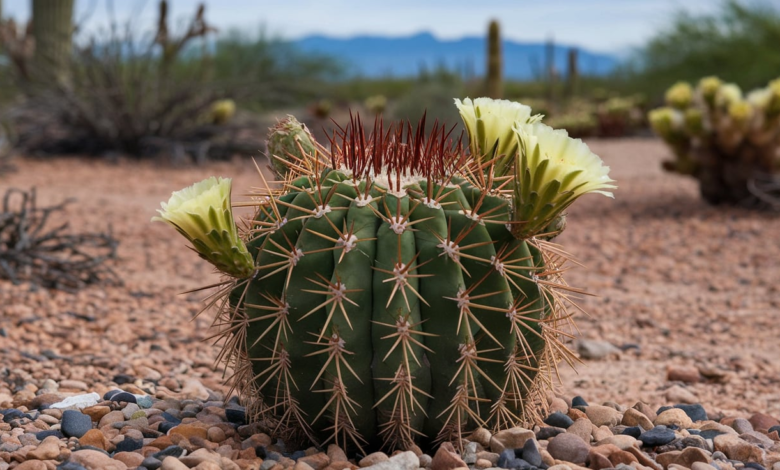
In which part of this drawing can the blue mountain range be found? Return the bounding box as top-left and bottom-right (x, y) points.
(293, 32), (618, 80)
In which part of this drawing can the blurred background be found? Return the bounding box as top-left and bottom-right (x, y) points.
(1, 0), (779, 162)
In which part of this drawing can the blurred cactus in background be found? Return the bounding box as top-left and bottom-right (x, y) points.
(311, 99), (333, 119)
(486, 20), (503, 99)
(31, 0), (74, 85)
(364, 94), (388, 115)
(209, 99), (236, 125)
(650, 77), (780, 205)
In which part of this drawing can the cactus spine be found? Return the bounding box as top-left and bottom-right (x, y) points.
(31, 0), (73, 85)
(157, 99), (615, 453)
(486, 20), (503, 99)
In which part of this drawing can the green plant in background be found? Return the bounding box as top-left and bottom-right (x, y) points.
(156, 98), (615, 452)
(649, 76), (780, 205)
(364, 95), (388, 115)
(486, 20), (503, 99)
(209, 99), (237, 125)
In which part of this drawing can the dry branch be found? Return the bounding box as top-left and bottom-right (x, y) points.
(0, 187), (118, 291)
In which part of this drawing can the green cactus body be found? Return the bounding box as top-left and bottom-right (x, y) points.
(225, 121), (561, 453)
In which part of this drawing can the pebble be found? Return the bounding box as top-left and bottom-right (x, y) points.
(548, 433), (590, 464)
(1, 381), (778, 470)
(49, 393), (101, 410)
(61, 410), (92, 438)
(655, 408), (694, 428)
(545, 412), (574, 429)
(640, 427), (677, 447)
(674, 404), (708, 422)
(586, 405), (623, 427)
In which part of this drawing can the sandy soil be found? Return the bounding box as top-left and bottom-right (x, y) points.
(1, 137), (778, 418)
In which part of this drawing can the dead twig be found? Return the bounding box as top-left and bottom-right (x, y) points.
(0, 187), (119, 291)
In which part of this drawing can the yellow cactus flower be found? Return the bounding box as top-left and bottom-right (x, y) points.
(728, 100), (753, 127)
(648, 107), (683, 139)
(698, 76), (722, 103)
(684, 108), (704, 135)
(716, 84), (742, 108)
(665, 81), (693, 109)
(153, 177), (255, 278)
(511, 122), (616, 239)
(210, 99), (236, 125)
(455, 97), (541, 176)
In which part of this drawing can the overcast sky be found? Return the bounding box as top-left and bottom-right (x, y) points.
(3, 0), (720, 53)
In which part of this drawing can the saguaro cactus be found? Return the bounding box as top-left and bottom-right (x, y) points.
(486, 20), (503, 99)
(31, 0), (74, 85)
(156, 98), (615, 452)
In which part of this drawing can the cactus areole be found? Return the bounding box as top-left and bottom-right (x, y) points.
(155, 99), (615, 453)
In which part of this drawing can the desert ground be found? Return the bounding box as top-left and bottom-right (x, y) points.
(1, 138), (779, 469)
(2, 137), (779, 417)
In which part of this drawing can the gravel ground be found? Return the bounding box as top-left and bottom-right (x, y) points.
(1, 137), (779, 470)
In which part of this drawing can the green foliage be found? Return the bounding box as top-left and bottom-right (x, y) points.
(209, 29), (344, 110)
(390, 71), (465, 131)
(623, 1), (780, 99)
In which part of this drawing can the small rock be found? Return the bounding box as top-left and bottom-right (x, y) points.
(299, 453), (330, 470)
(585, 405), (622, 427)
(667, 365), (702, 383)
(470, 427), (492, 448)
(70, 449), (129, 470)
(537, 426), (567, 440)
(108, 392), (137, 404)
(327, 444), (348, 463)
(161, 457), (190, 470)
(691, 463), (719, 470)
(571, 396), (589, 408)
(674, 404), (708, 423)
(621, 427), (642, 439)
(387, 451), (419, 470)
(576, 339), (621, 360)
(113, 451), (145, 468)
(655, 408), (694, 428)
(27, 435), (61, 460)
(567, 418), (593, 442)
(225, 407), (246, 425)
(731, 418), (754, 434)
(170, 423), (208, 440)
(748, 413), (780, 433)
(79, 429), (111, 451)
(547, 433), (590, 465)
(114, 437), (143, 453)
(521, 439), (542, 467)
(639, 427), (676, 447)
(665, 386), (698, 404)
(713, 434), (765, 463)
(596, 435), (638, 450)
(431, 443), (467, 470)
(489, 427), (535, 453)
(676, 447), (712, 467)
(545, 412), (574, 429)
(622, 408), (654, 430)
(359, 452), (389, 467)
(632, 402), (657, 422)
(62, 410), (93, 438)
(49, 393), (101, 410)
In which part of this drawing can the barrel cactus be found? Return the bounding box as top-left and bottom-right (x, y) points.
(649, 76), (780, 205)
(155, 97), (615, 452)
